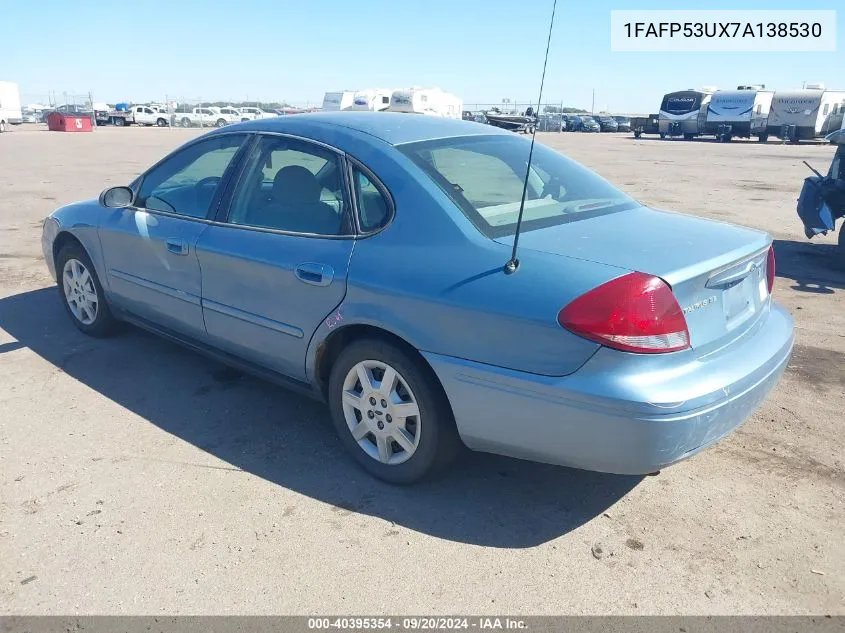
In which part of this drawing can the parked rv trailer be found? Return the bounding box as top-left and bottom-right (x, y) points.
(388, 88), (462, 119)
(0, 81), (23, 133)
(705, 87), (775, 142)
(767, 89), (845, 141)
(348, 89), (393, 111)
(322, 91), (356, 111)
(658, 89), (712, 139)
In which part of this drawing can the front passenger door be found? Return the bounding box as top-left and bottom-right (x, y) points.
(99, 133), (248, 339)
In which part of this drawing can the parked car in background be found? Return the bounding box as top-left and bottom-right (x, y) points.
(171, 107), (226, 128)
(238, 107), (275, 121)
(613, 116), (632, 132)
(570, 115), (600, 132)
(40, 113), (793, 484)
(106, 105), (170, 127)
(208, 107), (241, 125)
(595, 116), (619, 132)
(21, 110), (38, 123)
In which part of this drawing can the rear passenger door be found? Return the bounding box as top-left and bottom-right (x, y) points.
(195, 134), (355, 380)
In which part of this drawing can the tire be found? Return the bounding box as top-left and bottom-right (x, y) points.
(328, 338), (462, 484)
(56, 242), (117, 337)
(113, 117), (125, 127)
(216, 118), (226, 127)
(633, 130), (641, 138)
(758, 133), (768, 143)
(659, 132), (666, 139)
(156, 118), (167, 127)
(181, 117), (191, 128)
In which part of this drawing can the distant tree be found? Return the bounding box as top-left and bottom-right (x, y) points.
(543, 105), (588, 113)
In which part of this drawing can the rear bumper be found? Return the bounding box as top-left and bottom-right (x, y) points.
(424, 302), (794, 474)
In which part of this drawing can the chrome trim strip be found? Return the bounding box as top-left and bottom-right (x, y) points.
(202, 299), (304, 339)
(108, 269), (201, 306)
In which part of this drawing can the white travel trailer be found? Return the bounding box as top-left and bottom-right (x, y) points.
(387, 87), (462, 119)
(767, 88), (845, 141)
(658, 88), (714, 139)
(322, 91), (356, 112)
(348, 89), (393, 111)
(0, 81), (23, 133)
(704, 86), (775, 142)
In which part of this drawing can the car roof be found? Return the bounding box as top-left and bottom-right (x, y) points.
(217, 111), (511, 146)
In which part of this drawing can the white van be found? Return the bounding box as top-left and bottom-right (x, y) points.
(0, 81), (23, 133)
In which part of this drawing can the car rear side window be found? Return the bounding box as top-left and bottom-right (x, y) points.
(352, 167), (391, 232)
(226, 135), (351, 236)
(400, 135), (637, 238)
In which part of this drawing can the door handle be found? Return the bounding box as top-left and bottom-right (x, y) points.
(295, 262), (334, 287)
(165, 238), (188, 255)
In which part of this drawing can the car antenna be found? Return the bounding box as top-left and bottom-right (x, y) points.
(802, 160), (824, 179)
(504, 0), (558, 275)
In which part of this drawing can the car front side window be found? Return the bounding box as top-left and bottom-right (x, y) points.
(227, 136), (350, 236)
(136, 134), (246, 218)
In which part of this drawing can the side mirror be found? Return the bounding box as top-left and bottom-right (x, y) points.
(99, 186), (134, 208)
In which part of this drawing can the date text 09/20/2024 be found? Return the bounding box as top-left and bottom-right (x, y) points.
(307, 617), (527, 630)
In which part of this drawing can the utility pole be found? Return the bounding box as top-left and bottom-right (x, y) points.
(591, 88), (595, 114)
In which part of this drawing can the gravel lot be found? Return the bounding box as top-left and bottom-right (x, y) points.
(0, 125), (842, 615)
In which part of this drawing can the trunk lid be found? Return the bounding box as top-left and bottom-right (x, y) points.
(495, 205), (773, 354)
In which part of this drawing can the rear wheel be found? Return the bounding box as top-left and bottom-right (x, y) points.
(56, 242), (116, 337)
(156, 118), (167, 127)
(758, 133), (769, 142)
(328, 339), (461, 484)
(181, 117), (191, 128)
(216, 118), (226, 127)
(113, 117), (125, 127)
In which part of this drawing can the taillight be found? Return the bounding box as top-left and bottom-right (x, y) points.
(766, 245), (775, 294)
(558, 272), (691, 354)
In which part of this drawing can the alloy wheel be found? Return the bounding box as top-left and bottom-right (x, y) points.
(341, 360), (421, 465)
(62, 258), (99, 325)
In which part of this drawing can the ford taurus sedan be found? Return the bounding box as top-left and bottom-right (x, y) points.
(41, 112), (794, 484)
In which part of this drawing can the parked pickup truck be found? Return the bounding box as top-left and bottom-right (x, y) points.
(208, 107), (241, 125)
(106, 105), (170, 127)
(237, 106), (275, 121)
(170, 107), (227, 128)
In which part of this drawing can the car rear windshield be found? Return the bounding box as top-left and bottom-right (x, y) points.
(399, 135), (638, 238)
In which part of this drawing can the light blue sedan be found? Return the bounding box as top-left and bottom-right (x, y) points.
(41, 113), (794, 484)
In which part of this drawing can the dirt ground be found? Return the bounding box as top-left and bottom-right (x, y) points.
(0, 125), (842, 615)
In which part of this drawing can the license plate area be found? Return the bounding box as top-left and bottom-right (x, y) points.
(722, 277), (756, 328)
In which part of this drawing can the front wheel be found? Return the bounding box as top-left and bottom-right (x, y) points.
(216, 118), (226, 127)
(328, 339), (461, 484)
(181, 117), (191, 128)
(56, 242), (117, 337)
(156, 118), (167, 127)
(113, 117), (125, 127)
